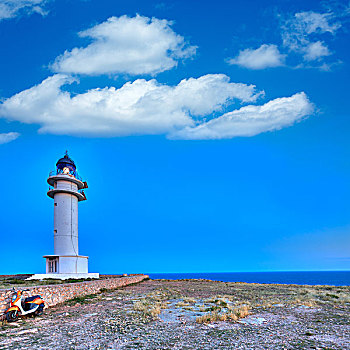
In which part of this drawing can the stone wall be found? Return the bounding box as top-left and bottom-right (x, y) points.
(0, 275), (148, 315)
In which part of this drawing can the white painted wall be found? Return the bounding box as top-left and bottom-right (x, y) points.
(59, 256), (88, 274)
(56, 179), (78, 192)
(53, 181), (79, 256)
(76, 256), (88, 273)
(46, 176), (91, 275)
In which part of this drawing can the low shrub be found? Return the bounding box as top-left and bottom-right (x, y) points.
(196, 305), (250, 324)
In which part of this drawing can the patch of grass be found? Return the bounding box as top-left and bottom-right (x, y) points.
(175, 301), (190, 308)
(214, 298), (229, 307)
(325, 294), (339, 299)
(182, 306), (194, 311)
(196, 312), (227, 324)
(204, 305), (221, 312)
(234, 305), (250, 318)
(196, 305), (250, 324)
(133, 299), (163, 319)
(183, 297), (196, 304)
(132, 287), (181, 320)
(66, 293), (97, 305)
(292, 298), (316, 308)
(0, 277), (100, 289)
(304, 332), (315, 336)
(2, 279), (27, 285)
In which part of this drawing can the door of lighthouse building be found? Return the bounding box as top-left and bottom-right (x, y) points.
(47, 257), (58, 273)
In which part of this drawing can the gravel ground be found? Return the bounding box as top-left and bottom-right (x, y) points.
(0, 279), (349, 349)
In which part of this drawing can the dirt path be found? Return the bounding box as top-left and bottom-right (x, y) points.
(1, 279), (349, 349)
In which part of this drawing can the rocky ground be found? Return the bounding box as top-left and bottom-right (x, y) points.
(0, 279), (349, 349)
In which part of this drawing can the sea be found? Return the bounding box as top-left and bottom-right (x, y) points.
(148, 271), (350, 286)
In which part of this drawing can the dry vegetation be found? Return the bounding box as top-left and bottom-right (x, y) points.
(1, 279), (349, 350)
(196, 304), (250, 324)
(129, 279), (350, 326)
(132, 287), (180, 319)
(131, 285), (254, 324)
(173, 280), (350, 308)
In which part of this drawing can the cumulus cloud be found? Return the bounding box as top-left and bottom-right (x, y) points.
(229, 9), (346, 71)
(0, 0), (48, 20)
(303, 41), (331, 61)
(0, 132), (20, 144)
(0, 74), (262, 137)
(170, 93), (313, 140)
(281, 10), (341, 63)
(282, 11), (340, 50)
(51, 15), (197, 76)
(228, 44), (285, 69)
(0, 74), (314, 140)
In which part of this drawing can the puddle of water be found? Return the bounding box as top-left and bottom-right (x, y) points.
(238, 317), (267, 325)
(83, 313), (98, 317)
(159, 299), (207, 323)
(160, 298), (256, 326)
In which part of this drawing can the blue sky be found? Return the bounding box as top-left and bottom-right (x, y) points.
(0, 0), (349, 274)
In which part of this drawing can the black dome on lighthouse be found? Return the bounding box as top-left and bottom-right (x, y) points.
(56, 151), (76, 172)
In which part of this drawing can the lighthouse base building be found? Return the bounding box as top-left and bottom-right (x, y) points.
(30, 152), (99, 280)
(39, 255), (99, 280)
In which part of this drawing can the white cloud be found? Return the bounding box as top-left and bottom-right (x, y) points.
(230, 9), (348, 71)
(0, 0), (48, 20)
(0, 75), (314, 140)
(281, 11), (340, 62)
(303, 41), (331, 61)
(51, 15), (197, 76)
(293, 11), (340, 35)
(0, 74), (262, 137)
(228, 44), (285, 70)
(0, 132), (20, 144)
(170, 93), (313, 140)
(227, 8), (347, 71)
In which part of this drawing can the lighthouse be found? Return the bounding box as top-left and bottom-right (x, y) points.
(32, 152), (99, 280)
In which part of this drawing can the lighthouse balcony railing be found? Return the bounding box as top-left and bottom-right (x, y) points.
(48, 185), (86, 196)
(49, 170), (83, 182)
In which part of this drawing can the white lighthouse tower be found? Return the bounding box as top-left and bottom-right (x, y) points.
(32, 152), (99, 280)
